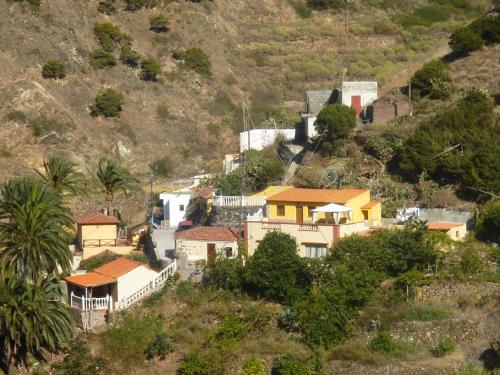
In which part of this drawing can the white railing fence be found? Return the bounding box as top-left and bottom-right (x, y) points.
(213, 195), (266, 207)
(70, 292), (113, 311)
(122, 259), (177, 308)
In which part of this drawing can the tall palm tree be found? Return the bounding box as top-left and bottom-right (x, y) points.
(0, 269), (73, 373)
(0, 178), (73, 279)
(93, 158), (140, 214)
(35, 156), (87, 196)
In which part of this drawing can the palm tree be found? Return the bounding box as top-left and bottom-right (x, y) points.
(0, 178), (73, 279)
(0, 269), (73, 373)
(35, 156), (87, 196)
(93, 158), (140, 214)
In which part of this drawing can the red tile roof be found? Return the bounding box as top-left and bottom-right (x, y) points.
(74, 213), (119, 225)
(362, 201), (380, 209)
(175, 226), (238, 242)
(65, 257), (146, 287)
(428, 222), (464, 231)
(268, 188), (368, 204)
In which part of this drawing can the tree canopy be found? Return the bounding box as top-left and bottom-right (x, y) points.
(314, 104), (356, 153)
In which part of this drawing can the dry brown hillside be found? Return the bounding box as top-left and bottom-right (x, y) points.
(0, 0), (486, 181)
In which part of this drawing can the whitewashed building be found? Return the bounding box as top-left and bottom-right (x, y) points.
(239, 128), (295, 152)
(159, 191), (193, 229)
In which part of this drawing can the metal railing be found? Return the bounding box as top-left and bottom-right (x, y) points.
(213, 195), (266, 207)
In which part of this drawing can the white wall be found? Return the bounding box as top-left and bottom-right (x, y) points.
(175, 239), (239, 261)
(159, 192), (193, 228)
(303, 116), (318, 138)
(240, 129), (295, 152)
(341, 81), (378, 107)
(117, 266), (158, 302)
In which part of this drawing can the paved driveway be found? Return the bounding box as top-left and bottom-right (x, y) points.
(151, 228), (176, 261)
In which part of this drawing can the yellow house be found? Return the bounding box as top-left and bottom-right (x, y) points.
(74, 213), (135, 260)
(245, 188), (382, 257)
(427, 222), (467, 241)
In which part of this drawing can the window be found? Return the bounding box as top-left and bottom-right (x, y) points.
(179, 204), (185, 211)
(455, 231), (459, 239)
(225, 247), (233, 258)
(305, 244), (327, 258)
(307, 206), (315, 218)
(277, 205), (285, 216)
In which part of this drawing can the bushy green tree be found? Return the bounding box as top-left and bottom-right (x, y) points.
(120, 45), (141, 68)
(175, 48), (212, 77)
(141, 58), (161, 81)
(177, 351), (210, 375)
(243, 232), (310, 302)
(93, 22), (130, 51)
(271, 354), (313, 375)
(90, 49), (117, 69)
(476, 201), (500, 243)
(410, 60), (451, 98)
(42, 59), (66, 79)
(90, 89), (124, 117)
(449, 27), (483, 55)
(314, 104), (356, 150)
(150, 14), (169, 32)
(468, 14), (500, 45)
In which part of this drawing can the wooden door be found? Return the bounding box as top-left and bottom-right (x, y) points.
(351, 95), (362, 117)
(296, 204), (303, 224)
(207, 243), (216, 263)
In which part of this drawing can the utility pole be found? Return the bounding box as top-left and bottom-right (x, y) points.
(345, 0), (349, 33)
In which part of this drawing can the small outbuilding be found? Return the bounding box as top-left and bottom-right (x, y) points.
(175, 226), (239, 263)
(427, 222), (467, 241)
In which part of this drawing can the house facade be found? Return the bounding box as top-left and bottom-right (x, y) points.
(428, 222), (467, 241)
(245, 188), (381, 257)
(159, 191), (193, 228)
(74, 213), (134, 260)
(175, 226), (239, 262)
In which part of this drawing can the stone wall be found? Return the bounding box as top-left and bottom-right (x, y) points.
(208, 206), (263, 227)
(419, 208), (474, 230)
(416, 281), (500, 303)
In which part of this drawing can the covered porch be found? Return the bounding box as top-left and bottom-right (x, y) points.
(311, 203), (353, 224)
(66, 272), (116, 311)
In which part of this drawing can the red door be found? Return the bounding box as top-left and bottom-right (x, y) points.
(351, 95), (361, 117)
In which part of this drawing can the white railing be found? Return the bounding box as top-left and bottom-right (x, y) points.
(213, 195), (266, 207)
(122, 260), (177, 308)
(247, 208), (264, 220)
(70, 292), (113, 311)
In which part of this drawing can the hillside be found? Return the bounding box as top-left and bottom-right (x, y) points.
(0, 0), (487, 182)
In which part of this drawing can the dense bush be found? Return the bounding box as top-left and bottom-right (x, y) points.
(410, 60), (451, 98)
(93, 22), (130, 51)
(144, 332), (171, 360)
(369, 331), (398, 353)
(150, 14), (170, 32)
(433, 337), (456, 357)
(476, 201), (500, 243)
(307, 0), (344, 10)
(175, 48), (212, 77)
(30, 115), (72, 137)
(454, 248), (484, 277)
(120, 45), (141, 68)
(271, 354), (313, 375)
(42, 59), (66, 79)
(90, 89), (124, 118)
(216, 316), (247, 343)
(314, 104), (356, 154)
(52, 338), (107, 374)
(204, 257), (244, 290)
(97, 0), (116, 14)
(141, 58), (161, 81)
(177, 351), (210, 375)
(395, 88), (499, 200)
(90, 49), (117, 69)
(449, 27), (483, 54)
(242, 357), (266, 375)
(243, 232), (310, 303)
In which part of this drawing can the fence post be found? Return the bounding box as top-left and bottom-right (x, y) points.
(82, 296), (86, 311)
(109, 295), (113, 311)
(70, 291), (73, 307)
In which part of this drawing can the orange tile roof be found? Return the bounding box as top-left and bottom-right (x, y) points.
(93, 257), (145, 278)
(74, 213), (119, 225)
(267, 188), (368, 204)
(65, 272), (115, 287)
(175, 226), (238, 242)
(428, 222), (464, 231)
(362, 201), (380, 209)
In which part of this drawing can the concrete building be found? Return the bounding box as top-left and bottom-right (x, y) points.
(340, 81), (378, 117)
(245, 188), (381, 257)
(239, 128), (296, 152)
(159, 191), (193, 229)
(175, 226), (239, 262)
(428, 222), (467, 241)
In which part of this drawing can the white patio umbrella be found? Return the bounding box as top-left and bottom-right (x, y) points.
(311, 203), (352, 224)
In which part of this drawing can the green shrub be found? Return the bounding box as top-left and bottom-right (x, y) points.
(97, 0), (116, 15)
(52, 338), (107, 374)
(476, 201), (500, 243)
(175, 48), (212, 77)
(469, 14), (500, 45)
(145, 332), (171, 360)
(242, 357), (266, 375)
(456, 249), (484, 276)
(149, 156), (173, 178)
(456, 363), (489, 375)
(177, 351), (210, 375)
(90, 50), (117, 69)
(93, 22), (130, 51)
(9, 0), (40, 8)
(141, 58), (161, 81)
(5, 110), (27, 123)
(410, 60), (450, 98)
(150, 14), (169, 32)
(315, 104), (356, 152)
(369, 331), (398, 353)
(307, 0), (344, 10)
(449, 27), (483, 55)
(288, 0), (312, 18)
(401, 303), (453, 321)
(203, 257), (244, 291)
(156, 104), (170, 123)
(215, 316), (247, 343)
(271, 354), (313, 375)
(90, 89), (124, 118)
(42, 59), (66, 79)
(120, 45), (141, 68)
(433, 337), (455, 357)
(124, 0), (145, 11)
(30, 116), (72, 137)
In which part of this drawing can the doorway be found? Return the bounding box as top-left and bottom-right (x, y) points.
(296, 204), (303, 224)
(351, 95), (362, 117)
(207, 243), (216, 263)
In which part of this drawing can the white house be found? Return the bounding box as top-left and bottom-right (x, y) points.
(175, 226), (239, 262)
(340, 81), (378, 117)
(240, 128), (295, 152)
(159, 191), (193, 229)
